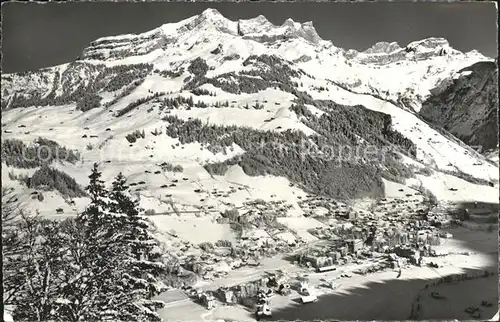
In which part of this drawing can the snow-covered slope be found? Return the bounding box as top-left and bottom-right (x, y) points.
(1, 8), (498, 220)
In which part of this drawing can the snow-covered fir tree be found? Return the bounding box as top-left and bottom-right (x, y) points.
(3, 166), (169, 321)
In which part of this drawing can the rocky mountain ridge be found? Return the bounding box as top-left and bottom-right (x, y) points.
(2, 8), (491, 111)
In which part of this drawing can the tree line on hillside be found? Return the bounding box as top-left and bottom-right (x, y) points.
(161, 114), (413, 200)
(206, 139), (388, 200)
(157, 68), (184, 79)
(160, 96), (195, 110)
(104, 79), (146, 109)
(78, 63), (153, 112)
(126, 130), (146, 143)
(97, 64), (152, 93)
(116, 92), (164, 117)
(187, 57), (209, 76)
(190, 88), (216, 96)
(159, 95), (232, 110)
(1, 138), (80, 169)
(76, 93), (102, 112)
(291, 101), (417, 158)
(17, 165), (87, 198)
(2, 165), (176, 321)
(159, 162), (183, 173)
(222, 53), (241, 62)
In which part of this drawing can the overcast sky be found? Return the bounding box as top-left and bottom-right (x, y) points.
(2, 1), (498, 73)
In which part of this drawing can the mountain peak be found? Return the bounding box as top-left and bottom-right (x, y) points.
(303, 21), (315, 28)
(195, 8), (233, 27)
(178, 8), (236, 35)
(283, 18), (296, 27)
(199, 8), (225, 21)
(282, 19), (323, 45)
(234, 14), (323, 45)
(239, 14), (273, 28)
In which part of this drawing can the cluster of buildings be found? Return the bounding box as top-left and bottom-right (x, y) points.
(185, 270), (293, 315)
(215, 270), (291, 304)
(168, 199), (306, 280)
(296, 239), (366, 270)
(416, 201), (498, 228)
(180, 250), (266, 281)
(298, 196), (353, 219)
(196, 270), (320, 316)
(171, 191), (466, 290)
(295, 195), (448, 271)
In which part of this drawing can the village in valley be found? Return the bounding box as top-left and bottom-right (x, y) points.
(153, 183), (498, 321)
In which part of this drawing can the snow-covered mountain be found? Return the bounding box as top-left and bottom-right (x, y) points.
(1, 8), (491, 110)
(2, 8), (498, 222)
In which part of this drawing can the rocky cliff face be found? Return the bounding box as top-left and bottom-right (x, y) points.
(420, 61), (498, 151)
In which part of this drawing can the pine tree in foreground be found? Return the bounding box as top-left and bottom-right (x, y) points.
(108, 172), (168, 309)
(4, 166), (168, 321)
(72, 166), (167, 321)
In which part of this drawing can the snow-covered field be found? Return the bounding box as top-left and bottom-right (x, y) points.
(407, 173), (499, 204)
(382, 178), (421, 199)
(151, 214), (236, 245)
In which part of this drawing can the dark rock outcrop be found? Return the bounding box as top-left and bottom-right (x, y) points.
(420, 61), (498, 151)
